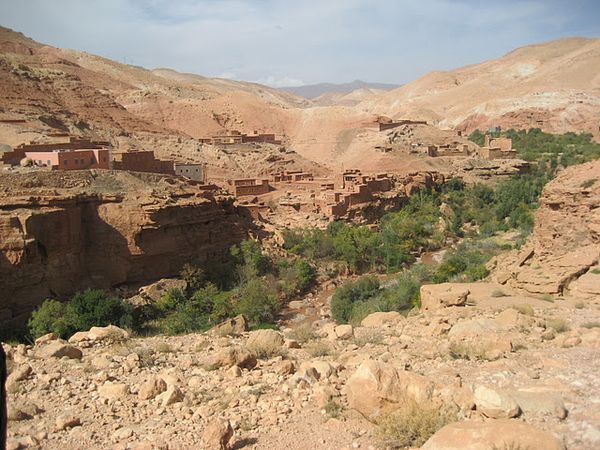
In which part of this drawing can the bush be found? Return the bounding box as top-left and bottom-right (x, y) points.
(28, 289), (132, 339)
(377, 398), (457, 448)
(234, 276), (281, 324)
(330, 276), (380, 324)
(27, 299), (71, 339)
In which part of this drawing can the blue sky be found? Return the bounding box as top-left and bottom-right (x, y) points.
(0, 0), (598, 87)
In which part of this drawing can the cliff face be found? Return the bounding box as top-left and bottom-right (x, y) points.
(492, 160), (600, 295)
(0, 171), (252, 327)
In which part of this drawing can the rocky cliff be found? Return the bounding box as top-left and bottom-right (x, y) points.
(0, 170), (253, 328)
(492, 160), (600, 295)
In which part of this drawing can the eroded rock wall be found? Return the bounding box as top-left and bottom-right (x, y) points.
(0, 188), (251, 327)
(492, 160), (600, 295)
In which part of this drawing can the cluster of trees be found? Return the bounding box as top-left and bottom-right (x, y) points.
(283, 192), (443, 274)
(469, 128), (600, 168)
(28, 240), (317, 339)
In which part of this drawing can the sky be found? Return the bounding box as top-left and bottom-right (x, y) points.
(0, 0), (598, 87)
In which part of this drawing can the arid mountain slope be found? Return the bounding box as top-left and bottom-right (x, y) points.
(1, 27), (598, 174)
(360, 38), (600, 138)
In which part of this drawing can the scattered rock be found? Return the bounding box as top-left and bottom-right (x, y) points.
(55, 416), (81, 432)
(157, 385), (184, 406)
(34, 332), (58, 345)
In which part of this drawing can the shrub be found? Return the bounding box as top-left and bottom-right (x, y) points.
(491, 290), (508, 298)
(330, 275), (380, 324)
(234, 276), (281, 324)
(377, 398), (457, 448)
(582, 321), (600, 329)
(27, 299), (71, 338)
(68, 289), (132, 332)
(288, 323), (317, 344)
(546, 318), (570, 333)
(28, 290), (132, 339)
(246, 339), (285, 359)
(305, 340), (333, 357)
(511, 304), (534, 316)
(180, 263), (206, 294)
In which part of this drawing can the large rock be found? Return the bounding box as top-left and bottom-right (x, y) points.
(209, 314), (248, 336)
(138, 376), (167, 400)
(68, 325), (130, 344)
(346, 360), (434, 421)
(422, 419), (565, 450)
(36, 341), (82, 360)
(156, 385), (184, 407)
(202, 419), (233, 450)
(360, 311), (404, 328)
(473, 385), (520, 418)
(246, 329), (284, 351)
(211, 347), (257, 369)
(420, 284), (469, 310)
(98, 382), (130, 400)
(507, 387), (568, 419)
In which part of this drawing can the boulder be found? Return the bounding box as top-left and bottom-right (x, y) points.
(6, 364), (32, 387)
(246, 329), (284, 350)
(208, 314), (248, 336)
(422, 419), (565, 450)
(98, 382), (130, 400)
(68, 325), (129, 344)
(473, 385), (520, 418)
(36, 341), (82, 360)
(157, 385), (184, 407)
(360, 311), (404, 328)
(88, 325), (130, 341)
(346, 360), (434, 421)
(334, 324), (354, 340)
(34, 332), (58, 345)
(138, 376), (167, 400)
(420, 284), (470, 311)
(202, 419), (233, 450)
(507, 388), (568, 419)
(211, 347), (257, 369)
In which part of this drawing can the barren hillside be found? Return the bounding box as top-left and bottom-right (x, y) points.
(360, 38), (600, 139)
(1, 27), (599, 175)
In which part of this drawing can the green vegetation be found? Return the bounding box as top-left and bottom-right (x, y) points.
(29, 239), (318, 338)
(28, 289), (132, 339)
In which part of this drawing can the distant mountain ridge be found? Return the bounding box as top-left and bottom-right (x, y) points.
(280, 79), (399, 99)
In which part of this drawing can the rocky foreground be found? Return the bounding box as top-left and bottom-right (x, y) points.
(4, 279), (600, 450)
